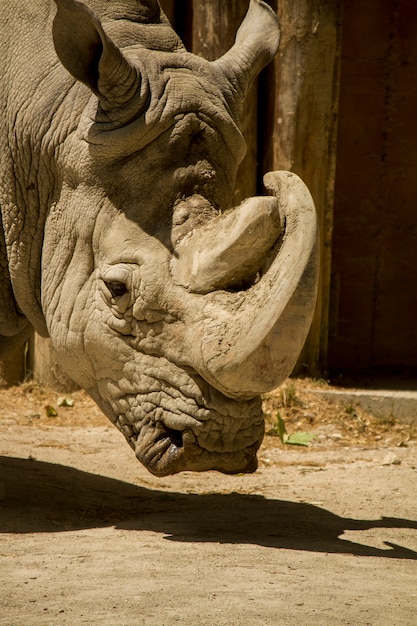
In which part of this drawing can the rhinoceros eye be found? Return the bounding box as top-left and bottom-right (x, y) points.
(105, 281), (128, 298)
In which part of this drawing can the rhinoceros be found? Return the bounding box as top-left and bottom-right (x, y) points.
(0, 0), (318, 476)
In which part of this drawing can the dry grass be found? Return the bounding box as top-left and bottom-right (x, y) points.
(263, 379), (417, 450)
(0, 381), (106, 429)
(1, 378), (416, 451)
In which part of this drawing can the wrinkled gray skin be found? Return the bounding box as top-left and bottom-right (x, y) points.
(0, 0), (319, 475)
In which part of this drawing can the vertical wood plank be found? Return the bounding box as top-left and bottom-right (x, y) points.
(262, 0), (343, 374)
(190, 2), (249, 61)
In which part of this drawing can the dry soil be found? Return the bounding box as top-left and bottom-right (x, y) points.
(1, 380), (416, 625)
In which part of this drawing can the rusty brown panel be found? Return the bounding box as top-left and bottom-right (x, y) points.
(329, 0), (417, 373)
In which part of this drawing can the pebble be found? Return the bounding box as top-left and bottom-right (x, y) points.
(381, 453), (401, 466)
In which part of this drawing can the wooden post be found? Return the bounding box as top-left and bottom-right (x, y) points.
(31, 334), (79, 392)
(0, 341), (28, 387)
(262, 0), (343, 375)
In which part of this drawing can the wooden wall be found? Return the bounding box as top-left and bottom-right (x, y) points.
(329, 0), (417, 377)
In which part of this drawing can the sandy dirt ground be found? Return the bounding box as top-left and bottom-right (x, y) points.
(0, 380), (416, 625)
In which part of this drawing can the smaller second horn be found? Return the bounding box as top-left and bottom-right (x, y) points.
(171, 196), (281, 294)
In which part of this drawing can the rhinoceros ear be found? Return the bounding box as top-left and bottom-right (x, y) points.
(214, 0), (280, 102)
(52, 0), (148, 121)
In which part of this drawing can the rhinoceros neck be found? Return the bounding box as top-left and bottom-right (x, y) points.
(0, 2), (89, 337)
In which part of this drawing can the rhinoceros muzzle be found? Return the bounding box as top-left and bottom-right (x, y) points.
(140, 429), (261, 477)
(133, 407), (263, 477)
(96, 365), (264, 477)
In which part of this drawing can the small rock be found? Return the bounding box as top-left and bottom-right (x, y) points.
(303, 412), (315, 422)
(381, 453), (401, 466)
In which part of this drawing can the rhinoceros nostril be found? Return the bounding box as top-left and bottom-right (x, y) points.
(164, 426), (184, 449)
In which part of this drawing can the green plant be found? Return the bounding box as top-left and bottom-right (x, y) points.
(344, 402), (357, 416)
(271, 412), (316, 447)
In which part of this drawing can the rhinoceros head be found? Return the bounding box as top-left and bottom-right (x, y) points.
(42, 0), (319, 475)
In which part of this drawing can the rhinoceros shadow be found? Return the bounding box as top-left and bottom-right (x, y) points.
(1, 456), (416, 560)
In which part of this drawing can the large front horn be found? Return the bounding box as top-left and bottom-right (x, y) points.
(53, 0), (149, 125)
(213, 0), (280, 103)
(176, 171), (319, 400)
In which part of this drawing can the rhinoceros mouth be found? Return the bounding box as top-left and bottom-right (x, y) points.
(97, 369), (264, 476)
(133, 420), (262, 477)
